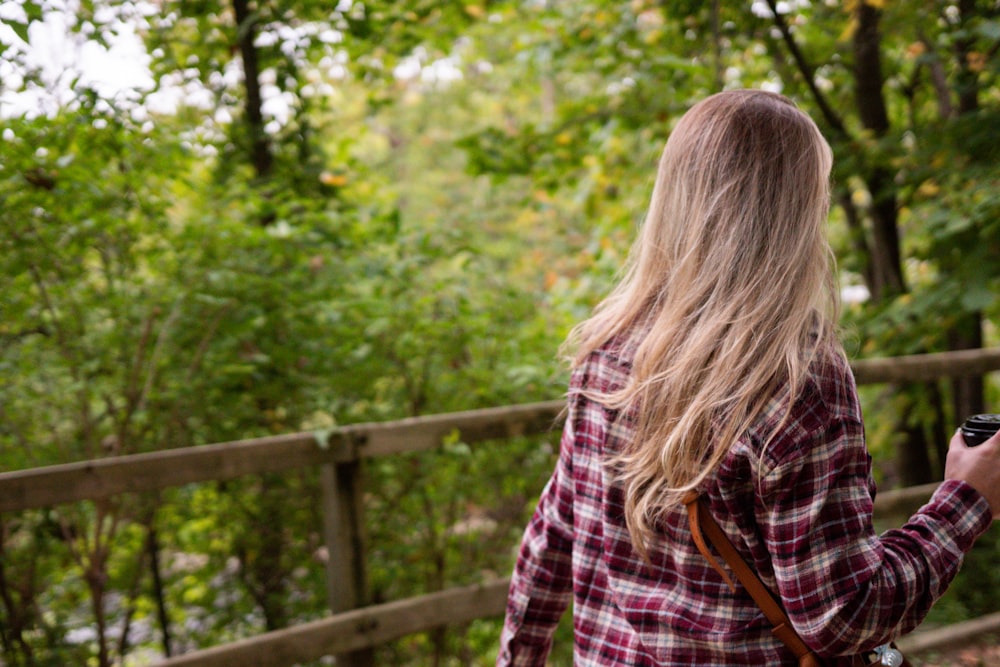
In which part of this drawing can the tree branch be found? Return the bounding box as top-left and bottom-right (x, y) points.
(917, 33), (954, 119)
(765, 0), (849, 139)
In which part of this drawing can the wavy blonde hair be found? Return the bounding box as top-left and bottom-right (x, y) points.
(566, 89), (839, 553)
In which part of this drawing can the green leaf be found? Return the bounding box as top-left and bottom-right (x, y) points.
(313, 428), (333, 450)
(960, 285), (994, 312)
(10, 20), (30, 43)
(976, 20), (1000, 41)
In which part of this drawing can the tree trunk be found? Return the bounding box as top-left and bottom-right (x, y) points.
(949, 314), (985, 422)
(954, 0), (979, 117)
(251, 474), (290, 631)
(898, 399), (935, 487)
(852, 2), (942, 485)
(87, 564), (111, 667)
(948, 0), (985, 424)
(853, 2), (904, 301)
(711, 0), (723, 90)
(232, 0), (273, 181)
(0, 524), (37, 665)
(862, 167), (904, 301)
(853, 3), (889, 135)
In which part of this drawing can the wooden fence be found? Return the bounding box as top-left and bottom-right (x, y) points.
(3, 347), (1000, 665)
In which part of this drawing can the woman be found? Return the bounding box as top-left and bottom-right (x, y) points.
(498, 89), (999, 666)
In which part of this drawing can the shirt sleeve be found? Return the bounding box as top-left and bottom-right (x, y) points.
(758, 368), (993, 657)
(496, 407), (576, 666)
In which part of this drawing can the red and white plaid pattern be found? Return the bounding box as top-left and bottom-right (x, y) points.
(498, 340), (992, 666)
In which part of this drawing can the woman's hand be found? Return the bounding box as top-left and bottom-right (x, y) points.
(945, 427), (1000, 520)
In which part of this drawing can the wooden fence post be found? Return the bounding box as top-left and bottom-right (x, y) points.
(320, 441), (373, 667)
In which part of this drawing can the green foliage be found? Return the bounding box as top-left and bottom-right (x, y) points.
(367, 433), (559, 664)
(0, 94), (186, 465)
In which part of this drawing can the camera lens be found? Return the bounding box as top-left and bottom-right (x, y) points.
(961, 414), (1000, 447)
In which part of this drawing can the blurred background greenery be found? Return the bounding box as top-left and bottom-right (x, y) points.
(1, 0), (998, 664)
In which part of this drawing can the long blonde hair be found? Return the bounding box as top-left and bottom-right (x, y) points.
(566, 89), (839, 553)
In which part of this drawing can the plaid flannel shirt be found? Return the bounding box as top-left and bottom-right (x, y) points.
(498, 339), (992, 666)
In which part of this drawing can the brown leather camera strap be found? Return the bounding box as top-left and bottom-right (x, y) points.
(682, 491), (821, 666)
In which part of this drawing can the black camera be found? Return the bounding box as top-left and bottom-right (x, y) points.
(960, 414), (1000, 447)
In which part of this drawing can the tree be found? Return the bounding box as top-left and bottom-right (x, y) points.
(753, 0), (1000, 484)
(0, 93), (192, 665)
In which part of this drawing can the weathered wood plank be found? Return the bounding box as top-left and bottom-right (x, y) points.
(354, 399), (564, 458)
(0, 400), (565, 512)
(871, 482), (938, 523)
(851, 346), (1000, 384)
(320, 460), (374, 667)
(0, 432), (347, 513)
(898, 611), (1000, 655)
(155, 579), (510, 667)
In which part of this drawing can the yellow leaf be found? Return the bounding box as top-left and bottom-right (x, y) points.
(555, 132), (572, 146)
(838, 17), (858, 42)
(320, 172), (348, 187)
(967, 52), (986, 72)
(851, 188), (872, 207)
(464, 4), (485, 19)
(905, 42), (926, 59)
(916, 180), (940, 197)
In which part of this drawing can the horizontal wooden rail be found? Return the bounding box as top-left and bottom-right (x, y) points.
(156, 579), (510, 666)
(850, 346), (1000, 384)
(0, 400), (564, 513)
(871, 482), (937, 522)
(897, 611), (1000, 655)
